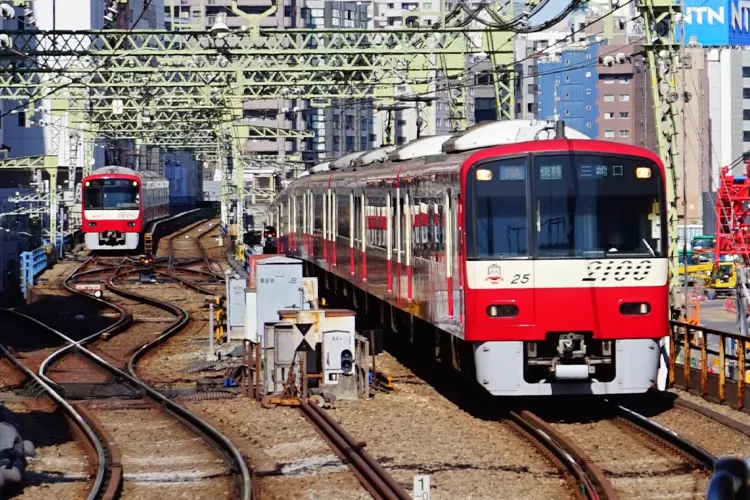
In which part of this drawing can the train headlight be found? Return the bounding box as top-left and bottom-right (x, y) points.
(476, 168), (492, 181)
(635, 167), (652, 179)
(620, 302), (651, 315)
(487, 304), (518, 318)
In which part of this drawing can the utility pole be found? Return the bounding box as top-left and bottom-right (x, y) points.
(680, 0), (689, 319)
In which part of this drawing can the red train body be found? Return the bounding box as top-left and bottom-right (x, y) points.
(273, 120), (668, 396)
(82, 166), (169, 251)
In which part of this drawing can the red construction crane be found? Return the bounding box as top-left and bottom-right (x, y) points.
(715, 163), (750, 266)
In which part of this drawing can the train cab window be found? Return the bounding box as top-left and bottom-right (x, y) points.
(466, 158), (529, 259)
(84, 179), (139, 210)
(533, 154), (664, 258)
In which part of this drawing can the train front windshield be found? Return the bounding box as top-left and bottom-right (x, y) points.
(84, 179), (140, 210)
(465, 153), (666, 259)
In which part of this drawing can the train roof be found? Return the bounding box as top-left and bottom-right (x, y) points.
(278, 119), (665, 196)
(84, 166), (167, 181)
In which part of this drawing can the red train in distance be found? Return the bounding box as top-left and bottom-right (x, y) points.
(82, 166), (169, 251)
(272, 119), (669, 397)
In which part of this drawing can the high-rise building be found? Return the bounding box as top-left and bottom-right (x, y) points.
(165, 1), (304, 160)
(303, 1), (372, 162)
(595, 43), (655, 153)
(537, 43), (601, 138)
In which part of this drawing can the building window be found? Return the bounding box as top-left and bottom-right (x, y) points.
(619, 94), (630, 102)
(619, 130), (629, 137)
(744, 131), (750, 142)
(744, 110), (750, 120)
(744, 67), (750, 78)
(620, 112), (630, 118)
(618, 76), (629, 83)
(604, 130), (615, 138)
(744, 88), (750, 99)
(604, 94), (614, 102)
(603, 76), (615, 84)
(604, 112), (614, 119)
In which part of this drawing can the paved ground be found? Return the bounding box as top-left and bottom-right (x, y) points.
(682, 298), (745, 379)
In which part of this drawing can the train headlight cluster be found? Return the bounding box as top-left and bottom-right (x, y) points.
(486, 304), (518, 318)
(635, 167), (652, 179)
(476, 168), (492, 181)
(620, 302), (650, 315)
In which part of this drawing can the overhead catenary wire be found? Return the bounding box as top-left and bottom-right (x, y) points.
(0, 0), (155, 120)
(0, 0), (639, 163)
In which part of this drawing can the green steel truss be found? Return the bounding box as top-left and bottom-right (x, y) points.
(639, 0), (683, 317)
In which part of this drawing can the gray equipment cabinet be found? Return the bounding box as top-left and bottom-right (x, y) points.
(255, 257), (304, 346)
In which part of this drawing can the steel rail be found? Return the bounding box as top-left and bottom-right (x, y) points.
(0, 341), (110, 500)
(511, 410), (616, 500)
(168, 218), (211, 272)
(299, 400), (411, 500)
(611, 401), (717, 469)
(104, 267), (253, 500)
(27, 262), (252, 500)
(37, 258), (133, 391)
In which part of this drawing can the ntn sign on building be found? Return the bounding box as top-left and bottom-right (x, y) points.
(679, 0), (750, 45)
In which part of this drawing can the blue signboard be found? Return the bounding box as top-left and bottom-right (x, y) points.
(678, 0), (750, 46)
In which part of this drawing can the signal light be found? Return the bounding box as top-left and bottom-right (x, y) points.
(140, 256), (153, 265)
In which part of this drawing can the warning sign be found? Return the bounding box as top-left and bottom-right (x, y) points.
(293, 322), (315, 352)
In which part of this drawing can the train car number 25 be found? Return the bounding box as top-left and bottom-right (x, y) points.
(510, 274), (530, 284)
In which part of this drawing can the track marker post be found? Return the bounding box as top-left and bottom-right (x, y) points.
(413, 474), (431, 500)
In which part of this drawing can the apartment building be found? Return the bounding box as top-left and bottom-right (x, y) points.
(166, 1), (303, 160)
(303, 1), (372, 162)
(595, 43), (655, 153)
(536, 43), (601, 138)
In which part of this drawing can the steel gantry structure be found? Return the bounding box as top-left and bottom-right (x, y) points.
(0, 0), (517, 244)
(0, 0), (688, 320)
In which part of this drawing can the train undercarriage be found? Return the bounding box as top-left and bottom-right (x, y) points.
(84, 231), (140, 251)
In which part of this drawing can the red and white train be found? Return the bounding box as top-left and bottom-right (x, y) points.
(82, 166), (170, 251)
(272, 119), (668, 396)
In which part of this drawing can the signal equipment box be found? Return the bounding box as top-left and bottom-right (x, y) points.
(255, 257), (303, 345)
(322, 330), (355, 384)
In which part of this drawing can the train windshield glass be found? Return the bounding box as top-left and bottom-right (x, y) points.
(466, 154), (665, 259)
(84, 179), (139, 210)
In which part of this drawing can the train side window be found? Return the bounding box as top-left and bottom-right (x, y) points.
(337, 190), (349, 240)
(314, 193), (323, 233)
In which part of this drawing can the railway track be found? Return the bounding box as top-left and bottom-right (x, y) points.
(530, 398), (714, 499)
(0, 333), (110, 499)
(1, 254), (253, 499)
(299, 400), (411, 500)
